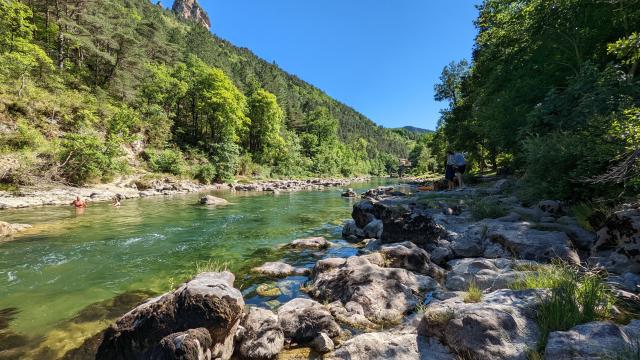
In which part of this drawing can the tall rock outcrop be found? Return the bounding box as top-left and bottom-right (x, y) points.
(172, 0), (211, 30)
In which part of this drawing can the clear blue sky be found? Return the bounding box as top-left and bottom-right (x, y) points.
(161, 0), (479, 130)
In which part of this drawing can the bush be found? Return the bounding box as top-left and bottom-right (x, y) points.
(195, 163), (216, 184)
(59, 132), (113, 185)
(208, 142), (240, 183)
(3, 120), (45, 151)
(145, 148), (186, 176)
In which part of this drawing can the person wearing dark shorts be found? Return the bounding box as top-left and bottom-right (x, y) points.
(453, 152), (467, 188)
(446, 151), (456, 190)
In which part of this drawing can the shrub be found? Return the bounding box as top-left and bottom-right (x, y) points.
(58, 132), (112, 185)
(195, 163), (216, 184)
(463, 280), (483, 303)
(146, 148), (186, 175)
(470, 198), (507, 220)
(4, 120), (45, 151)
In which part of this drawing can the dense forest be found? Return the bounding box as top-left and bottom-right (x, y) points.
(0, 0), (414, 186)
(415, 0), (640, 202)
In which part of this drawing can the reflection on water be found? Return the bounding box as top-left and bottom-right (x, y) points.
(0, 179), (394, 359)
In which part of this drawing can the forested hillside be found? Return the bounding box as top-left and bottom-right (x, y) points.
(423, 0), (640, 201)
(0, 0), (412, 186)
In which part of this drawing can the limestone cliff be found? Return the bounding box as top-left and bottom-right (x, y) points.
(172, 0), (211, 30)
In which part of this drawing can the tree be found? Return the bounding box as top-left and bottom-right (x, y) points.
(247, 89), (285, 164)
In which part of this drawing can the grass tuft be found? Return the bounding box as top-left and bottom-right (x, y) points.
(195, 259), (229, 274)
(470, 198), (508, 220)
(463, 280), (483, 303)
(512, 263), (614, 352)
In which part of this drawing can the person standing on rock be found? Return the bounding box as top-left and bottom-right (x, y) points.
(446, 151), (456, 190)
(453, 151), (466, 189)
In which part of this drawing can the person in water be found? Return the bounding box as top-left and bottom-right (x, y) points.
(71, 196), (87, 208)
(112, 197), (121, 207)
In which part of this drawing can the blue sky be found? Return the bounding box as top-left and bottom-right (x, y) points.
(161, 0), (479, 130)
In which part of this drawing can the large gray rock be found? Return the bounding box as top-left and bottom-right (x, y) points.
(251, 262), (310, 277)
(277, 298), (341, 344)
(199, 195), (229, 206)
(380, 242), (445, 281)
(534, 221), (596, 250)
(352, 199), (377, 228)
(326, 332), (454, 360)
(544, 320), (640, 359)
(363, 219), (384, 238)
(327, 301), (379, 331)
(537, 200), (563, 216)
(309, 254), (439, 324)
(150, 328), (212, 360)
(451, 220), (580, 264)
(419, 289), (541, 360)
(380, 209), (447, 246)
(591, 207), (640, 274)
(310, 332), (334, 353)
(445, 258), (534, 291)
(342, 219), (365, 240)
(237, 307), (284, 360)
(96, 272), (244, 360)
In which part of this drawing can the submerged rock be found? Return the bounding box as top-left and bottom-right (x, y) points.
(277, 298), (341, 344)
(237, 307), (284, 360)
(544, 320), (640, 359)
(308, 254), (439, 324)
(252, 262), (310, 277)
(96, 272), (244, 360)
(341, 188), (357, 198)
(289, 236), (331, 249)
(0, 221), (31, 237)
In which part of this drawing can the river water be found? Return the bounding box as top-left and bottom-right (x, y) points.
(0, 179), (395, 358)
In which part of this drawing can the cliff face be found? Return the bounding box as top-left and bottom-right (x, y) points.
(172, 0), (211, 30)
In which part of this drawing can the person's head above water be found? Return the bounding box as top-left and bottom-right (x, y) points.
(76, 196), (81, 201)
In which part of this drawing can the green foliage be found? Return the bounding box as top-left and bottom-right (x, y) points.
(2, 120), (45, 151)
(145, 148), (186, 176)
(431, 0), (640, 200)
(59, 132), (121, 185)
(247, 89), (285, 164)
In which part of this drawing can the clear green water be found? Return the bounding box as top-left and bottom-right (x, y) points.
(0, 179), (393, 358)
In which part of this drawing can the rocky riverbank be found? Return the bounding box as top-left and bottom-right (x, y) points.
(65, 179), (640, 359)
(0, 176), (369, 210)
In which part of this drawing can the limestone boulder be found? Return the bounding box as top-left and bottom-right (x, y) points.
(544, 320), (640, 359)
(150, 328), (212, 360)
(237, 307), (284, 360)
(289, 236), (331, 249)
(444, 258), (533, 291)
(308, 254), (439, 324)
(380, 242), (445, 281)
(96, 272), (244, 360)
(419, 289), (542, 360)
(277, 298), (341, 344)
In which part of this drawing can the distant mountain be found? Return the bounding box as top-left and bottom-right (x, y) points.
(172, 0), (211, 30)
(400, 126), (433, 134)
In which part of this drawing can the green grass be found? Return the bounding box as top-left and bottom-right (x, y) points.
(470, 198), (508, 220)
(512, 263), (614, 352)
(463, 280), (483, 303)
(195, 259), (229, 274)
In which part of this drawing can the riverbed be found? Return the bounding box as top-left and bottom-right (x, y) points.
(0, 179), (396, 359)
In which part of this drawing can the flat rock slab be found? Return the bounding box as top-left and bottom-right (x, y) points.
(326, 332), (454, 360)
(419, 289), (542, 360)
(445, 258), (535, 291)
(252, 262), (311, 277)
(289, 236), (332, 249)
(545, 320), (640, 359)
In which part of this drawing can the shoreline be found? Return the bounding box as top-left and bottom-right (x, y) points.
(0, 176), (372, 210)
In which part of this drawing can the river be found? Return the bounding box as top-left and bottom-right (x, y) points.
(0, 179), (396, 359)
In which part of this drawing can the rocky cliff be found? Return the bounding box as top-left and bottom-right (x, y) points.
(172, 0), (211, 30)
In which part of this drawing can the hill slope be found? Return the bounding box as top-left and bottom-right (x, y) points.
(0, 0), (412, 185)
